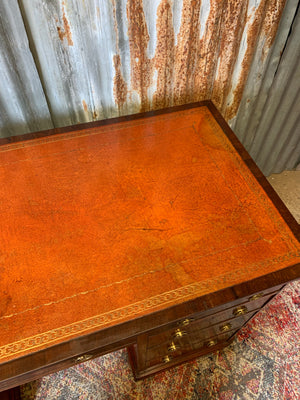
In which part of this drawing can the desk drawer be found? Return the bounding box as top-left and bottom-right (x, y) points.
(128, 286), (283, 378)
(147, 330), (235, 368)
(146, 291), (277, 350)
(146, 311), (255, 364)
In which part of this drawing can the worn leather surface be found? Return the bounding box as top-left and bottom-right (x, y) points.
(0, 106), (299, 362)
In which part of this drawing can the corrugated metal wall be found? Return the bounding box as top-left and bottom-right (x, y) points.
(0, 1), (53, 135)
(233, 0), (300, 175)
(0, 0), (299, 174)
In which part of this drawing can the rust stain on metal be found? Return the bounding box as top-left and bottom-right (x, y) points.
(211, 0), (249, 114)
(121, 0), (285, 119)
(112, 0), (128, 110)
(225, 0), (267, 121)
(127, 0), (153, 112)
(153, 0), (175, 109)
(173, 0), (202, 105)
(262, 0), (286, 49)
(193, 0), (223, 101)
(82, 100), (88, 112)
(57, 6), (73, 46)
(113, 55), (128, 109)
(225, 0), (286, 121)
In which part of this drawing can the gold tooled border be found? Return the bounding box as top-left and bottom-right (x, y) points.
(1, 252), (299, 361)
(203, 108), (299, 251)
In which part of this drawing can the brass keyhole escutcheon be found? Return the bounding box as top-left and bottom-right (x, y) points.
(233, 305), (247, 316)
(75, 354), (93, 363)
(219, 323), (232, 332)
(179, 318), (194, 327)
(173, 329), (187, 339)
(206, 339), (217, 348)
(163, 355), (172, 363)
(249, 292), (264, 301)
(168, 341), (179, 352)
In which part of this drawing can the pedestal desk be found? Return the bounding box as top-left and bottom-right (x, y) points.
(0, 101), (299, 396)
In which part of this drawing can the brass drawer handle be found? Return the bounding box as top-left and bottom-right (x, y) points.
(178, 318), (194, 327)
(233, 306), (248, 316)
(206, 339), (217, 348)
(173, 329), (188, 339)
(219, 323), (232, 332)
(168, 341), (180, 352)
(249, 292), (264, 301)
(163, 355), (172, 363)
(75, 354), (93, 363)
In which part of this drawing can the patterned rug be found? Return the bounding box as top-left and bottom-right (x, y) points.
(21, 280), (300, 400)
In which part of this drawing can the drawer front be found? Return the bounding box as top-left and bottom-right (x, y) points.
(146, 330), (234, 368)
(143, 285), (282, 344)
(146, 311), (256, 361)
(146, 291), (277, 350)
(130, 284), (284, 377)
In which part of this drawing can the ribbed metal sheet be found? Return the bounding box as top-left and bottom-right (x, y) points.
(0, 0), (298, 174)
(250, 5), (300, 176)
(232, 0), (300, 175)
(16, 0), (287, 124)
(0, 1), (53, 137)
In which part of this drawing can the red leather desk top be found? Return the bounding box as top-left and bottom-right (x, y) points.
(0, 104), (299, 363)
